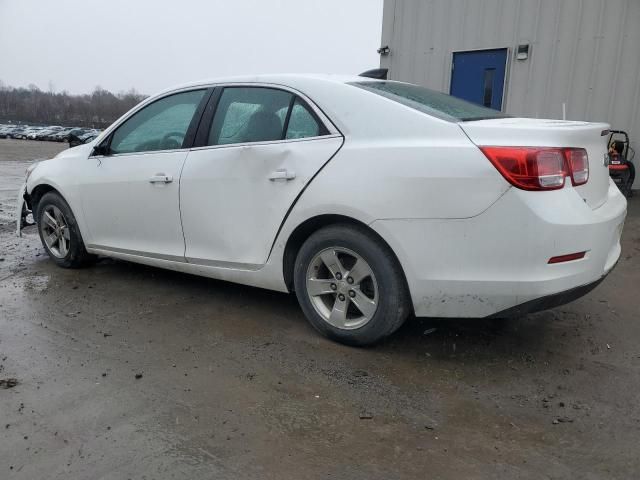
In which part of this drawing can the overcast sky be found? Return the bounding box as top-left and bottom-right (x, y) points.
(0, 0), (383, 95)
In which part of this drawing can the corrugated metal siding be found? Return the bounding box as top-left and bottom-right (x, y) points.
(380, 0), (640, 168)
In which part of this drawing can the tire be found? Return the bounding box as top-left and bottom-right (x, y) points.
(293, 224), (411, 346)
(35, 191), (95, 268)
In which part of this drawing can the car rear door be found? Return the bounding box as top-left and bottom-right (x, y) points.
(180, 85), (343, 267)
(79, 88), (210, 260)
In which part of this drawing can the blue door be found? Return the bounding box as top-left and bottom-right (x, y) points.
(450, 48), (508, 110)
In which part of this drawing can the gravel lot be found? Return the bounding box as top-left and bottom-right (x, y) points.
(0, 138), (639, 479)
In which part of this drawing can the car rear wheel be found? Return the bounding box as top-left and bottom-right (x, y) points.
(36, 192), (95, 268)
(294, 224), (410, 346)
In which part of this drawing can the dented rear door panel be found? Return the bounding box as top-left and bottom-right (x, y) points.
(180, 136), (343, 267)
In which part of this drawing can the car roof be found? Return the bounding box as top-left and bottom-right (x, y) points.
(156, 73), (382, 95)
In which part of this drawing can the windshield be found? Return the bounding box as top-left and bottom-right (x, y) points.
(350, 81), (509, 122)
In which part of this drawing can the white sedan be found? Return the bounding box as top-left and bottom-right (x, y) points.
(17, 74), (627, 345)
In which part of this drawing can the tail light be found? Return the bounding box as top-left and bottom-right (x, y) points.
(480, 147), (589, 191)
(566, 148), (589, 185)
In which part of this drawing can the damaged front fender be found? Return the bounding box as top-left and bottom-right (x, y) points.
(16, 184), (35, 237)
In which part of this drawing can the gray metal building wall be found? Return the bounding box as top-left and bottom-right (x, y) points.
(380, 0), (640, 162)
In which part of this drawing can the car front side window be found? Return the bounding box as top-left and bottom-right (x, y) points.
(109, 89), (206, 154)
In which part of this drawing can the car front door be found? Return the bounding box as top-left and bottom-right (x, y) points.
(80, 88), (209, 260)
(180, 86), (343, 268)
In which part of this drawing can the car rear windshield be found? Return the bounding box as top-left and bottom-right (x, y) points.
(350, 81), (509, 122)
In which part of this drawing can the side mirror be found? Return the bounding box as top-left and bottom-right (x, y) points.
(92, 143), (110, 156)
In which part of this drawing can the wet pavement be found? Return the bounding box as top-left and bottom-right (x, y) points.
(1, 138), (639, 479)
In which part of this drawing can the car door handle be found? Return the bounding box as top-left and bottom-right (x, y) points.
(149, 174), (173, 184)
(268, 169), (296, 181)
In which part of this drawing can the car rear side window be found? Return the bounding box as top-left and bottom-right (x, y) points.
(208, 87), (293, 146)
(207, 87), (329, 146)
(285, 99), (322, 139)
(350, 81), (509, 122)
(109, 89), (206, 154)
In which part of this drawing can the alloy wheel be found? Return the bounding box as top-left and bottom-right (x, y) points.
(40, 205), (70, 258)
(306, 247), (379, 330)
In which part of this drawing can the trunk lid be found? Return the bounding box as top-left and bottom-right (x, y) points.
(460, 118), (610, 209)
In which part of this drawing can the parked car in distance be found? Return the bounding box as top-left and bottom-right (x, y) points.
(25, 127), (46, 140)
(49, 128), (73, 142)
(0, 125), (14, 138)
(80, 132), (99, 142)
(17, 74), (627, 345)
(41, 126), (66, 141)
(68, 128), (91, 147)
(9, 126), (29, 139)
(17, 126), (40, 139)
(34, 129), (57, 140)
(0, 124), (101, 142)
(26, 128), (43, 140)
(69, 130), (101, 147)
(1, 126), (22, 138)
(47, 128), (68, 142)
(40, 129), (63, 142)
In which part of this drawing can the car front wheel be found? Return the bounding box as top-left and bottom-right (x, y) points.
(35, 192), (95, 268)
(294, 224), (410, 346)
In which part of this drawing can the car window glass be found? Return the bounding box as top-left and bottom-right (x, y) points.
(110, 89), (205, 154)
(350, 81), (509, 122)
(275, 106), (288, 125)
(285, 99), (322, 139)
(208, 87), (293, 145)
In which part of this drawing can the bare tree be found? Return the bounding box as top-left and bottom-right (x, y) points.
(0, 82), (146, 128)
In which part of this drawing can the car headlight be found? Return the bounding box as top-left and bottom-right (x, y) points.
(25, 162), (39, 182)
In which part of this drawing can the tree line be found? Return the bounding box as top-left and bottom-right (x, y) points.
(0, 81), (147, 128)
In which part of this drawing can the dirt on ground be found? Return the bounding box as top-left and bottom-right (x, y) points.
(0, 138), (639, 479)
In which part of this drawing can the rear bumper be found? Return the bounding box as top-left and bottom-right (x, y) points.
(488, 273), (608, 318)
(371, 181), (627, 318)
